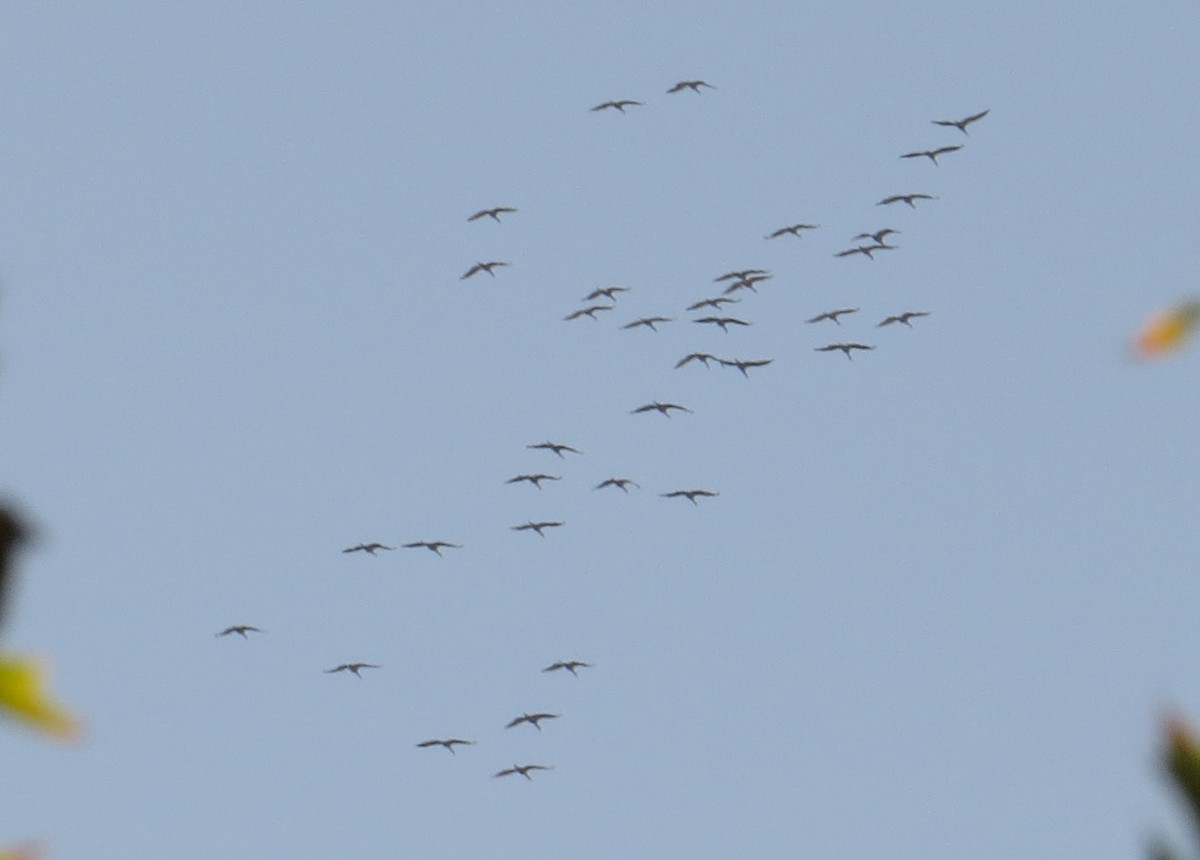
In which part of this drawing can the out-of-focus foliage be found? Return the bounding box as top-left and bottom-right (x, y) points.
(0, 653), (80, 742)
(1131, 299), (1200, 360)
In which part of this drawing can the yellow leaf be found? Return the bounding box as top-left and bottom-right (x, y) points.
(1132, 299), (1200, 360)
(0, 653), (81, 742)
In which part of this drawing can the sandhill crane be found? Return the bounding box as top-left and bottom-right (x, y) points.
(722, 273), (773, 294)
(835, 243), (895, 260)
(591, 100), (643, 113)
(595, 478), (640, 492)
(506, 712), (560, 731)
(878, 311), (931, 328)
(661, 489), (719, 505)
(342, 543), (395, 555)
(719, 357), (773, 377)
(525, 438), (580, 460)
(694, 316), (751, 332)
(402, 541), (462, 556)
(622, 316), (673, 331)
(853, 229), (899, 244)
(674, 352), (719, 369)
(667, 80), (716, 93)
(543, 660), (593, 676)
(527, 441), (582, 458)
(506, 474), (561, 489)
(807, 308), (859, 325)
(932, 109), (989, 134)
(584, 286), (630, 302)
(565, 305), (613, 321)
(766, 223), (819, 239)
(467, 207), (517, 223)
(511, 521), (565, 537)
(899, 144), (963, 165)
(713, 269), (767, 282)
(325, 663), (380, 677)
(631, 401), (692, 417)
(216, 625), (263, 638)
(494, 764), (554, 780)
(815, 343), (876, 359)
(686, 296), (740, 311)
(416, 738), (476, 754)
(461, 261), (510, 279)
(877, 194), (937, 209)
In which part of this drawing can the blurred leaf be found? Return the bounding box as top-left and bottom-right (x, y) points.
(1164, 715), (1200, 838)
(0, 653), (80, 742)
(0, 507), (28, 635)
(1132, 299), (1200, 360)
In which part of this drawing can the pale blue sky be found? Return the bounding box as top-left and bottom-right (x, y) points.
(3, 2), (1200, 857)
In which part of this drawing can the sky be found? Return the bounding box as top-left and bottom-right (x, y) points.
(2, 2), (1200, 857)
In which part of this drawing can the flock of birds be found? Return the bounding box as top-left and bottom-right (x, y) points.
(217, 81), (989, 783)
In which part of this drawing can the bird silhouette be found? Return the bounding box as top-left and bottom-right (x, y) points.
(402, 541), (462, 556)
(595, 478), (640, 492)
(511, 521), (565, 537)
(667, 80), (716, 93)
(467, 207), (517, 223)
(631, 401), (692, 417)
(325, 663), (380, 677)
(505, 712), (560, 730)
(834, 243), (895, 260)
(506, 473), (561, 489)
(461, 261), (510, 279)
(674, 352), (719, 369)
(216, 625), (263, 638)
(878, 311), (931, 328)
(853, 228), (899, 244)
(686, 296), (740, 311)
(815, 343), (876, 359)
(713, 269), (767, 282)
(877, 194), (937, 208)
(622, 316), (673, 331)
(564, 305), (613, 321)
(661, 489), (719, 505)
(932, 109), (989, 134)
(584, 286), (630, 302)
(591, 100), (643, 113)
(416, 738), (476, 754)
(694, 316), (751, 332)
(806, 308), (859, 325)
(899, 144), (963, 165)
(342, 543), (395, 555)
(719, 357), (773, 377)
(494, 763), (554, 780)
(722, 273), (773, 294)
(543, 660), (593, 676)
(527, 441), (582, 458)
(765, 223), (819, 239)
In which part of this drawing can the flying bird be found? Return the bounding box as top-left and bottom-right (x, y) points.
(878, 311), (931, 328)
(216, 625), (263, 638)
(467, 207), (517, 223)
(877, 194), (937, 209)
(806, 308), (859, 325)
(722, 273), (773, 294)
(899, 144), (963, 165)
(719, 358), (773, 377)
(511, 521), (565, 537)
(527, 441), (582, 458)
(694, 316), (751, 332)
(461, 261), (510, 280)
(402, 541), (462, 556)
(765, 223), (819, 239)
(667, 80), (716, 93)
(342, 543), (395, 555)
(564, 305), (613, 321)
(506, 473), (561, 489)
(543, 660), (593, 676)
(595, 478), (640, 492)
(325, 663), (380, 677)
(815, 343), (876, 359)
(835, 243), (895, 260)
(622, 316), (673, 331)
(932, 109), (989, 134)
(505, 712), (560, 731)
(661, 489), (719, 505)
(416, 738), (476, 754)
(713, 269), (768, 282)
(631, 401), (692, 417)
(686, 296), (740, 311)
(853, 229), (899, 244)
(584, 286), (630, 302)
(494, 763), (554, 781)
(674, 352), (719, 369)
(591, 100), (643, 113)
